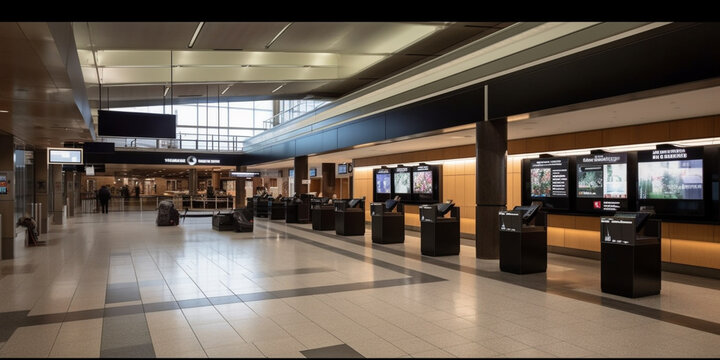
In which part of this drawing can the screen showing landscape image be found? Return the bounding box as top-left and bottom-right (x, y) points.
(376, 173), (391, 194)
(394, 172), (411, 193)
(530, 168), (552, 197)
(603, 163), (627, 198)
(413, 171), (433, 194)
(638, 160), (703, 200)
(577, 166), (603, 198)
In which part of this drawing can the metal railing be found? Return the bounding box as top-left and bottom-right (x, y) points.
(262, 100), (330, 129)
(80, 196), (234, 213)
(98, 133), (248, 152)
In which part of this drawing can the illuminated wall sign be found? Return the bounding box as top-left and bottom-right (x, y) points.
(163, 155), (221, 165)
(230, 171), (261, 178)
(48, 148), (83, 165)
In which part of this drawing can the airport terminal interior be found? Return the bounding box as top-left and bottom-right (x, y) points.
(2, 21), (720, 358)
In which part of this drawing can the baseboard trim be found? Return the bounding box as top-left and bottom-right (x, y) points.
(661, 262), (720, 280)
(548, 245), (601, 260)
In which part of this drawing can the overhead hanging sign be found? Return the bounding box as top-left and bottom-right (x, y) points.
(164, 155), (221, 165)
(230, 171), (261, 178)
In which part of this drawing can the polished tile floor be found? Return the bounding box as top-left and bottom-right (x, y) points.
(1, 211), (720, 358)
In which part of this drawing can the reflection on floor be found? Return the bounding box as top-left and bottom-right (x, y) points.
(0, 211), (719, 358)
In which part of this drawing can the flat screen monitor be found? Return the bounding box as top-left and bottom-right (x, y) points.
(376, 173), (391, 194)
(0, 174), (7, 195)
(85, 165), (95, 176)
(338, 164), (347, 174)
(523, 157), (572, 210)
(289, 169), (294, 177)
(48, 148), (83, 165)
(393, 170), (411, 194)
(309, 168), (317, 177)
(576, 153), (629, 212)
(98, 110), (176, 139)
(637, 146), (705, 217)
(413, 171), (433, 194)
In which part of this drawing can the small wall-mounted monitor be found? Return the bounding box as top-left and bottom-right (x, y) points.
(48, 148), (83, 165)
(309, 168), (317, 177)
(338, 164), (348, 174)
(0, 174), (8, 195)
(289, 169), (295, 177)
(85, 165), (95, 176)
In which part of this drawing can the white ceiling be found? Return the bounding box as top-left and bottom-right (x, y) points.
(247, 81), (720, 171)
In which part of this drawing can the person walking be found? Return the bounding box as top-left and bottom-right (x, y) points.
(98, 185), (111, 214)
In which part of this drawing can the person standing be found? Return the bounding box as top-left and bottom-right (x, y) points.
(98, 185), (111, 214)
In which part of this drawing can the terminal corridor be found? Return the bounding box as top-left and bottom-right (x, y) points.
(0, 213), (719, 358)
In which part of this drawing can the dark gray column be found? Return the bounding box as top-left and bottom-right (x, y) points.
(34, 149), (49, 233)
(294, 156), (308, 195)
(475, 118), (507, 259)
(321, 163), (336, 198)
(235, 165), (246, 208)
(65, 171), (75, 217)
(189, 168), (198, 196)
(51, 164), (64, 225)
(0, 134), (15, 259)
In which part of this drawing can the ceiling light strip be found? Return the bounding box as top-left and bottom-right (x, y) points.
(163, 86), (170, 97)
(221, 84), (232, 95)
(272, 84), (285, 93)
(265, 22), (293, 49)
(188, 22), (205, 48)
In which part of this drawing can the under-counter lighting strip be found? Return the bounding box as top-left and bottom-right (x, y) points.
(507, 136), (720, 160)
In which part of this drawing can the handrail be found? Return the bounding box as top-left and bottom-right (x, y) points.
(262, 100), (329, 129)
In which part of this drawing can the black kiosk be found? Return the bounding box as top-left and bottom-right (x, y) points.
(268, 197), (286, 220)
(498, 202), (547, 274)
(254, 194), (270, 218)
(371, 197), (405, 244)
(212, 207), (254, 232)
(284, 196), (301, 223)
(600, 211), (661, 298)
(311, 198), (335, 230)
(419, 201), (460, 256)
(335, 198), (366, 236)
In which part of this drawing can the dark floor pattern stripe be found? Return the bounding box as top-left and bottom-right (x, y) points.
(301, 344), (364, 358)
(282, 221), (720, 336)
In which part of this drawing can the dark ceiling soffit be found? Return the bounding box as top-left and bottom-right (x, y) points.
(48, 22), (96, 140)
(243, 22), (651, 152)
(237, 22), (720, 166)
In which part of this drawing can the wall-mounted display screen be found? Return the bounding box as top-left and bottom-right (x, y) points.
(48, 148), (83, 165)
(413, 171), (433, 194)
(309, 168), (317, 177)
(637, 146), (705, 217)
(638, 149), (703, 200)
(338, 164), (347, 174)
(0, 174), (7, 195)
(376, 172), (391, 193)
(98, 110), (176, 139)
(289, 169), (294, 177)
(529, 158), (569, 198)
(393, 171), (411, 194)
(85, 165), (95, 176)
(576, 153), (629, 212)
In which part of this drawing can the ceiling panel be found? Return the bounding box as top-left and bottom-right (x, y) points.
(265, 22), (442, 54)
(398, 22), (508, 55)
(84, 22), (201, 49)
(193, 22), (291, 50)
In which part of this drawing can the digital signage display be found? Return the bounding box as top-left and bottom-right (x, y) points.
(637, 146), (705, 217)
(529, 158), (569, 198)
(48, 148), (83, 165)
(0, 174), (7, 195)
(309, 168), (317, 177)
(338, 164), (347, 174)
(376, 173), (391, 194)
(393, 169), (411, 194)
(413, 171), (433, 194)
(576, 153), (629, 212)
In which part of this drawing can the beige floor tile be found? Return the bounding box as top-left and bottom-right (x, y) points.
(204, 343), (264, 358)
(49, 339), (101, 358)
(392, 337), (438, 354)
(149, 326), (197, 345)
(411, 349), (456, 358)
(153, 337), (205, 357)
(146, 310), (191, 331)
(443, 341), (500, 357)
(481, 336), (532, 354)
(502, 347), (557, 358)
(252, 337), (306, 356)
(192, 322), (245, 349)
(0, 323), (62, 358)
(182, 306), (227, 326)
(536, 341), (596, 357)
(420, 331), (472, 349)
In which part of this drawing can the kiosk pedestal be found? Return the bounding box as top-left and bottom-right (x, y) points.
(371, 203), (404, 244)
(254, 198), (269, 218)
(498, 210), (547, 274)
(312, 205), (335, 230)
(335, 199), (366, 236)
(296, 194), (313, 224)
(419, 204), (460, 256)
(601, 214), (661, 298)
(269, 199), (285, 220)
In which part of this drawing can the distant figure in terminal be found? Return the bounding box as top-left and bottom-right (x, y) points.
(98, 185), (111, 214)
(134, 185), (140, 198)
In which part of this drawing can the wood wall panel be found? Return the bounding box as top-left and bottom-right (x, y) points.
(662, 238), (671, 262)
(508, 139), (526, 154)
(548, 133), (575, 150)
(670, 239), (720, 269)
(670, 117), (714, 140)
(564, 229), (600, 252)
(601, 127), (634, 146)
(547, 214), (575, 228)
(633, 122), (669, 144)
(574, 130), (603, 149)
(525, 137), (549, 153)
(547, 227), (565, 247)
(575, 216), (601, 232)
